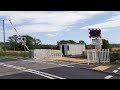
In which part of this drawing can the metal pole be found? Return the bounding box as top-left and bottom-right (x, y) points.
(23, 37), (26, 57)
(9, 20), (29, 51)
(3, 20), (6, 51)
(24, 45), (26, 57)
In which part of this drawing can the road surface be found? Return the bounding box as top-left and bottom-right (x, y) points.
(0, 57), (120, 79)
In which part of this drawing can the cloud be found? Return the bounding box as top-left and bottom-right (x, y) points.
(80, 14), (120, 31)
(0, 11), (105, 34)
(45, 33), (59, 37)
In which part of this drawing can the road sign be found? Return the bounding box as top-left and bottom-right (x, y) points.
(17, 36), (26, 46)
(89, 28), (101, 39)
(92, 39), (103, 45)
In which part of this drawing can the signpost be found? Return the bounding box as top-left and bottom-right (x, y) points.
(89, 28), (102, 64)
(17, 36), (26, 57)
(2, 20), (6, 56)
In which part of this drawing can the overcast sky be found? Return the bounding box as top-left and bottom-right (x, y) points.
(0, 11), (120, 45)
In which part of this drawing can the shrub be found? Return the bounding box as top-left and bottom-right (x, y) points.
(110, 52), (120, 63)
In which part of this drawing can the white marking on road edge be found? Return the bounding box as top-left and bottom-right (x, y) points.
(112, 70), (118, 73)
(104, 75), (113, 79)
(118, 67), (120, 69)
(58, 64), (74, 67)
(65, 66), (74, 67)
(22, 60), (76, 67)
(0, 63), (4, 65)
(0, 63), (65, 79)
(22, 60), (49, 64)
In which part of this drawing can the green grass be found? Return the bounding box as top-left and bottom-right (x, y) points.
(0, 51), (30, 57)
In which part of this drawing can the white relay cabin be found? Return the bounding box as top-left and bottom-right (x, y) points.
(59, 44), (86, 56)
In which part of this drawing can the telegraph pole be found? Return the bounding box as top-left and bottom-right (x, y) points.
(23, 37), (26, 57)
(3, 20), (6, 51)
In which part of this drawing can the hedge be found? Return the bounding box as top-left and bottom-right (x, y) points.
(110, 52), (120, 63)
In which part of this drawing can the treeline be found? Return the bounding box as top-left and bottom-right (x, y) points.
(110, 44), (120, 48)
(2, 35), (59, 51)
(32, 44), (58, 50)
(0, 35), (112, 51)
(0, 35), (87, 51)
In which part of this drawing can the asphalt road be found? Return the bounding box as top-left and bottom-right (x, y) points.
(0, 57), (120, 79)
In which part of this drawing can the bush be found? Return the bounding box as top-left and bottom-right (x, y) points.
(110, 52), (120, 63)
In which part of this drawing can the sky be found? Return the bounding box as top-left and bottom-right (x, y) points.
(0, 11), (120, 45)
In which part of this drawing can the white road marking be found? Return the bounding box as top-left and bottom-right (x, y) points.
(104, 75), (113, 79)
(65, 66), (74, 67)
(58, 64), (74, 67)
(26, 69), (65, 79)
(22, 60), (76, 68)
(0, 63), (4, 65)
(22, 69), (55, 79)
(0, 63), (65, 79)
(118, 67), (120, 69)
(22, 60), (46, 63)
(112, 70), (118, 73)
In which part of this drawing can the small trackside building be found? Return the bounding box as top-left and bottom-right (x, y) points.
(59, 43), (86, 56)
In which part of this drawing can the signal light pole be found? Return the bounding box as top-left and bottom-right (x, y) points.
(88, 28), (102, 64)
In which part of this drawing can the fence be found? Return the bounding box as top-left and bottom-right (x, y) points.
(87, 49), (110, 64)
(30, 49), (62, 59)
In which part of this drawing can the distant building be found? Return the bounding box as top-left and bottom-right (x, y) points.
(59, 43), (86, 56)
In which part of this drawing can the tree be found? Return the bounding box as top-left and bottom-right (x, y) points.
(102, 39), (110, 49)
(57, 40), (76, 44)
(79, 40), (85, 44)
(7, 35), (20, 50)
(7, 35), (42, 51)
(33, 38), (42, 45)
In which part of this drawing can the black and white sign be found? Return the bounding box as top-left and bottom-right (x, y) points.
(92, 39), (103, 45)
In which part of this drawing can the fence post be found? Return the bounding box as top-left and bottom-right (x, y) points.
(87, 50), (90, 65)
(104, 49), (106, 64)
(101, 49), (103, 64)
(92, 50), (94, 64)
(107, 49), (110, 64)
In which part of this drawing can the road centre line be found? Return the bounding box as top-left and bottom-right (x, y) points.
(24, 69), (65, 79)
